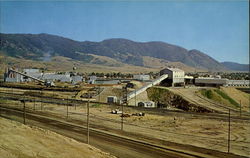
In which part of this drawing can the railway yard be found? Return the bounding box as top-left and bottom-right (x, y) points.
(0, 83), (249, 158)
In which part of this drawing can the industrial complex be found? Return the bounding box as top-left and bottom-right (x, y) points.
(2, 67), (249, 107)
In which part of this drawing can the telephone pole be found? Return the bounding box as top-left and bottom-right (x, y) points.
(135, 89), (137, 106)
(240, 100), (242, 117)
(21, 100), (26, 125)
(228, 109), (231, 153)
(33, 99), (36, 111)
(121, 86), (128, 131)
(67, 97), (69, 119)
(98, 85), (101, 103)
(87, 93), (90, 144)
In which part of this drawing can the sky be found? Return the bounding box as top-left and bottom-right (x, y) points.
(0, 0), (249, 64)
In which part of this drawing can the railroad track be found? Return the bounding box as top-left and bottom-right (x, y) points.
(2, 103), (249, 145)
(165, 87), (250, 117)
(0, 106), (246, 158)
(1, 91), (250, 121)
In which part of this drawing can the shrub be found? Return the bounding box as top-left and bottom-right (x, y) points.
(200, 89), (213, 99)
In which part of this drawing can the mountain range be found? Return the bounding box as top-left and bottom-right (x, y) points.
(0, 33), (248, 71)
(221, 62), (249, 71)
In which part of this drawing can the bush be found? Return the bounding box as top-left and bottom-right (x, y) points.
(200, 89), (213, 99)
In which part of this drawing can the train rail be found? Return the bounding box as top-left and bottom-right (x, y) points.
(0, 106), (246, 158)
(1, 91), (250, 121)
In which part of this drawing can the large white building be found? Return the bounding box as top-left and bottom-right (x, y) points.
(160, 68), (185, 86)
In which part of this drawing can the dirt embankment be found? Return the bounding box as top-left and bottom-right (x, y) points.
(147, 87), (214, 113)
(221, 87), (250, 111)
(0, 117), (115, 158)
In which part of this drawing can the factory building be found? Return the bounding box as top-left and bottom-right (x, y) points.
(95, 80), (121, 85)
(4, 68), (82, 84)
(160, 68), (185, 87)
(88, 76), (97, 84)
(195, 78), (228, 87)
(133, 74), (150, 81)
(23, 69), (42, 82)
(137, 101), (156, 108)
(71, 75), (83, 84)
(4, 68), (23, 82)
(184, 75), (195, 85)
(227, 80), (249, 87)
(23, 69), (40, 74)
(40, 73), (72, 82)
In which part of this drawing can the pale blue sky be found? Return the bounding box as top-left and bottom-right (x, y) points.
(0, 0), (249, 64)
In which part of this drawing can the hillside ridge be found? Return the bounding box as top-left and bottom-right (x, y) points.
(1, 33), (226, 70)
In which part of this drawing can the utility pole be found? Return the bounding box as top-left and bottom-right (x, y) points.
(121, 86), (128, 131)
(121, 102), (124, 131)
(41, 98), (43, 110)
(98, 85), (101, 103)
(87, 93), (90, 144)
(40, 90), (43, 111)
(67, 97), (69, 119)
(240, 100), (242, 117)
(21, 100), (26, 125)
(228, 109), (231, 153)
(135, 89), (137, 106)
(33, 99), (36, 111)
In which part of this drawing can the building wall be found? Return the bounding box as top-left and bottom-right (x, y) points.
(172, 70), (185, 83)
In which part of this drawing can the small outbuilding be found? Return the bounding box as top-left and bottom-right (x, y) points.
(138, 101), (156, 108)
(107, 96), (118, 103)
